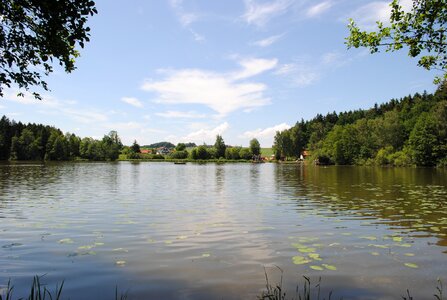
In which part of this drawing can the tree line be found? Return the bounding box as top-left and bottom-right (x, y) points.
(0, 116), (122, 161)
(273, 83), (447, 167)
(124, 135), (262, 161)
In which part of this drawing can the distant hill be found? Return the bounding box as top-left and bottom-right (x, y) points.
(143, 142), (197, 149)
(143, 142), (175, 149)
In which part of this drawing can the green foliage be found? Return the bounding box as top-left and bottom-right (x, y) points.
(175, 143), (186, 151)
(239, 147), (252, 160)
(130, 140), (140, 154)
(225, 147), (241, 160)
(0, 116), (121, 161)
(273, 84), (447, 166)
(0, 0), (97, 99)
(249, 138), (261, 156)
(169, 150), (188, 159)
(196, 145), (209, 160)
(409, 113), (439, 166)
(346, 0), (447, 83)
(214, 135), (226, 158)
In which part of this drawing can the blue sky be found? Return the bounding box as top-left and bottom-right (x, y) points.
(0, 0), (440, 147)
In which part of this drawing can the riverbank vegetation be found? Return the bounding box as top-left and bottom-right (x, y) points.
(0, 116), (122, 161)
(273, 83), (447, 167)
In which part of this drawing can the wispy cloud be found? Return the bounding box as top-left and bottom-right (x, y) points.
(306, 1), (333, 18)
(169, 0), (205, 41)
(3, 89), (109, 124)
(141, 57), (277, 117)
(121, 97), (143, 108)
(242, 0), (293, 26)
(232, 57), (278, 80)
(347, 0), (412, 29)
(156, 110), (207, 119)
(275, 52), (348, 87)
(241, 123), (291, 146)
(252, 33), (285, 47)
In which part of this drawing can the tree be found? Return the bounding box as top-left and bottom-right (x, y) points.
(214, 135), (226, 158)
(409, 112), (439, 166)
(0, 0), (98, 99)
(130, 140), (140, 153)
(249, 138), (261, 156)
(346, 0), (447, 83)
(175, 143), (186, 151)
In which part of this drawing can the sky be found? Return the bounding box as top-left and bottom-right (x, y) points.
(0, 0), (441, 147)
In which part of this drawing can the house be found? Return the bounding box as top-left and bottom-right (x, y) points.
(156, 146), (171, 155)
(140, 149), (151, 154)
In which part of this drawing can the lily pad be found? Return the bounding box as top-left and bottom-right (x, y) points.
(58, 238), (74, 244)
(322, 264), (337, 271)
(404, 263), (419, 269)
(310, 265), (324, 271)
(370, 252), (380, 256)
(308, 253), (322, 261)
(202, 253), (211, 257)
(298, 247), (316, 253)
(392, 237), (403, 242)
(404, 253), (415, 257)
(292, 256), (312, 265)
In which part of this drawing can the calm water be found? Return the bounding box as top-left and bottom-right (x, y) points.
(0, 162), (446, 299)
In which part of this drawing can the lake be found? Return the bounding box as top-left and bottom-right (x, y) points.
(0, 162), (446, 299)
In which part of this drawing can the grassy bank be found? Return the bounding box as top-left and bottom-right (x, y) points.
(1, 275), (443, 300)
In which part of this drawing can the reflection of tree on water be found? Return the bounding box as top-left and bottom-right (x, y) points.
(274, 165), (447, 250)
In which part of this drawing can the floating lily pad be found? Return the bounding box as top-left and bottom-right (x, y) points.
(299, 247), (316, 253)
(392, 237), (403, 242)
(396, 243), (412, 248)
(368, 244), (389, 249)
(404, 253), (415, 257)
(404, 263), (418, 269)
(292, 256), (312, 265)
(58, 238), (74, 244)
(322, 264), (337, 271)
(78, 245), (95, 250)
(370, 252), (380, 256)
(94, 242), (104, 246)
(310, 265), (324, 271)
(308, 253), (322, 261)
(202, 253), (210, 257)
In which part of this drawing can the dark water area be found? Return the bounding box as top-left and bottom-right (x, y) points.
(0, 162), (446, 299)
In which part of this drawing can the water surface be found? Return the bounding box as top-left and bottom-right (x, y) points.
(0, 162), (446, 299)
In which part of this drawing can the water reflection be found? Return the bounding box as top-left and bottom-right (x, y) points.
(0, 162), (445, 299)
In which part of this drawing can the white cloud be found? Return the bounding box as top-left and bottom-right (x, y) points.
(180, 122), (230, 144)
(121, 97), (143, 108)
(190, 29), (205, 42)
(306, 1), (333, 18)
(3, 89), (109, 124)
(252, 34), (284, 47)
(141, 57), (276, 117)
(275, 52), (348, 87)
(241, 123), (291, 146)
(348, 0), (412, 29)
(232, 57), (278, 80)
(156, 110), (207, 119)
(243, 0), (293, 26)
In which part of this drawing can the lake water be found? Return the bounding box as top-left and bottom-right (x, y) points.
(0, 162), (446, 299)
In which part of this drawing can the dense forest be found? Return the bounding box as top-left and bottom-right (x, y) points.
(0, 117), (122, 161)
(273, 83), (447, 167)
